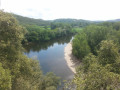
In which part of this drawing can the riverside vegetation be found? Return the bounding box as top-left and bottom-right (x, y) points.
(13, 14), (91, 43)
(0, 10), (85, 90)
(0, 11), (60, 90)
(72, 22), (120, 89)
(1, 9), (120, 90)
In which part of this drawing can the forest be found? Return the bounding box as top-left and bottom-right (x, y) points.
(0, 10), (60, 90)
(72, 22), (120, 89)
(1, 9), (120, 90)
(13, 14), (92, 43)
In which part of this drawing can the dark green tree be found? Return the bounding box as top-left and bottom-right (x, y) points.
(0, 10), (60, 90)
(72, 32), (90, 59)
(98, 40), (119, 66)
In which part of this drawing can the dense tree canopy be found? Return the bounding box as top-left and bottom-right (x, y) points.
(72, 22), (120, 59)
(72, 32), (90, 59)
(13, 14), (92, 43)
(72, 22), (120, 90)
(23, 24), (75, 42)
(0, 10), (60, 90)
(2, 10), (120, 90)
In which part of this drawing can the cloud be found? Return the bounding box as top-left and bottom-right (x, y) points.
(1, 0), (120, 20)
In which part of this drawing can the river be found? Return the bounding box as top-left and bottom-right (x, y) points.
(23, 35), (74, 81)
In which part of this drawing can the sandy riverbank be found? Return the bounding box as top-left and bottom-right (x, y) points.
(64, 42), (80, 73)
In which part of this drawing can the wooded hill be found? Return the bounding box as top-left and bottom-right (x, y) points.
(13, 14), (94, 27)
(13, 13), (120, 26)
(13, 14), (51, 26)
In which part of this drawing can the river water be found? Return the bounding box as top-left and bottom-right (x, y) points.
(24, 35), (74, 80)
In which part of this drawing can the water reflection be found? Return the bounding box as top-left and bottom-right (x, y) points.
(23, 35), (74, 80)
(23, 35), (73, 53)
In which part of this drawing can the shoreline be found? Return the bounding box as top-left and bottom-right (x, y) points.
(64, 42), (80, 73)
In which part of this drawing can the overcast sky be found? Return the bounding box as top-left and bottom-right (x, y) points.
(1, 0), (120, 20)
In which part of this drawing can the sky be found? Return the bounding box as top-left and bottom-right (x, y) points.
(1, 0), (120, 21)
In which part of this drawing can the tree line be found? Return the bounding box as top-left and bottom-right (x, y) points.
(23, 24), (74, 42)
(0, 10), (60, 90)
(72, 22), (120, 89)
(2, 10), (120, 89)
(13, 14), (92, 43)
(22, 22), (83, 43)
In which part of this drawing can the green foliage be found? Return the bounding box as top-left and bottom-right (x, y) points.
(98, 40), (119, 66)
(0, 10), (60, 90)
(14, 14), (93, 28)
(53, 19), (93, 27)
(16, 22), (75, 43)
(23, 35), (73, 53)
(72, 22), (120, 90)
(0, 11), (25, 61)
(13, 14), (50, 26)
(24, 23), (75, 42)
(82, 53), (97, 72)
(84, 25), (110, 54)
(74, 63), (120, 90)
(40, 72), (60, 90)
(112, 22), (120, 30)
(0, 63), (11, 90)
(72, 22), (120, 59)
(12, 57), (42, 90)
(13, 14), (92, 43)
(72, 32), (90, 59)
(74, 50), (120, 90)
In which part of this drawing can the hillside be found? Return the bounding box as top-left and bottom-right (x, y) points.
(13, 14), (94, 27)
(13, 14), (51, 26)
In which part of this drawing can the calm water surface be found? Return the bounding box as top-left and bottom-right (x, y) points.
(24, 36), (74, 80)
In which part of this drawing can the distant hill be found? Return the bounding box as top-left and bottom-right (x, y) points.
(13, 14), (51, 26)
(53, 19), (95, 27)
(13, 14), (94, 27)
(53, 18), (92, 23)
(107, 19), (120, 22)
(13, 14), (120, 27)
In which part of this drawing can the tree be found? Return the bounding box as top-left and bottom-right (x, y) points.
(0, 10), (60, 90)
(72, 40), (120, 90)
(73, 54), (120, 90)
(98, 40), (119, 66)
(72, 32), (90, 59)
(83, 25), (110, 54)
(0, 10), (25, 62)
(0, 63), (11, 90)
